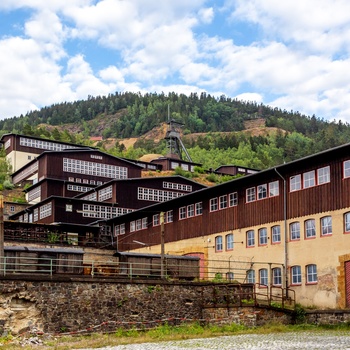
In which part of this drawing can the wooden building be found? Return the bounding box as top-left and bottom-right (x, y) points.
(104, 142), (350, 309)
(0, 133), (93, 172)
(150, 156), (202, 172)
(11, 149), (143, 186)
(214, 165), (259, 176)
(75, 176), (207, 209)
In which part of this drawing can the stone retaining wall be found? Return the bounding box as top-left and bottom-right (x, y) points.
(305, 310), (350, 325)
(0, 275), (289, 335)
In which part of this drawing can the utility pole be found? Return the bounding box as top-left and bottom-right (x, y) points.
(160, 211), (165, 278)
(0, 195), (4, 275)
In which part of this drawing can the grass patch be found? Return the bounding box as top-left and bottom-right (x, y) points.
(1, 322), (350, 349)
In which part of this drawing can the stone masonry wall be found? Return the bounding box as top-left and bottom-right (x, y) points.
(0, 276), (287, 335)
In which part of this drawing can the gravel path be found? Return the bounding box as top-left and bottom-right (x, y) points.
(82, 331), (350, 350)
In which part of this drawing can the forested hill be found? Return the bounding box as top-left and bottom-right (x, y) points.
(1, 91), (350, 170)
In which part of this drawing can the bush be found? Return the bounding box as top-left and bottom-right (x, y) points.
(2, 180), (14, 190)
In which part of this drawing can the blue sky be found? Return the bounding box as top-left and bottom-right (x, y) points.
(1, 0), (350, 123)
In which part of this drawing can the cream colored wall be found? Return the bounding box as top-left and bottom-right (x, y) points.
(7, 150), (37, 172)
(130, 207), (350, 309)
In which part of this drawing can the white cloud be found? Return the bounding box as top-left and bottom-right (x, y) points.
(198, 7), (214, 24)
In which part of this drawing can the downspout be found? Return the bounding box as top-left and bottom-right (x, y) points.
(274, 168), (288, 297)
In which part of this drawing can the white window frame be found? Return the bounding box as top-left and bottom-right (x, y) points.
(187, 204), (194, 218)
(317, 166), (330, 185)
(246, 230), (255, 247)
(305, 219), (316, 238)
(269, 181), (279, 197)
(219, 195), (227, 209)
(306, 264), (317, 284)
(246, 187), (256, 202)
(272, 267), (282, 286)
(229, 192), (238, 206)
(179, 207), (186, 220)
(257, 184), (267, 200)
(344, 160), (350, 178)
(247, 269), (255, 284)
(195, 202), (203, 215)
(271, 225), (281, 243)
(210, 198), (218, 212)
(291, 266), (301, 285)
(259, 269), (268, 286)
(215, 236), (223, 252)
(345, 212), (350, 233)
(290, 222), (300, 241)
(303, 170), (315, 188)
(226, 233), (234, 250)
(258, 228), (267, 245)
(290, 174), (301, 192)
(321, 216), (332, 236)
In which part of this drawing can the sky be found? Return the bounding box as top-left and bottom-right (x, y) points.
(1, 0), (350, 123)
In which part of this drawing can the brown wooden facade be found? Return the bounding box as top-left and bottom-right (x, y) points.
(11, 149), (143, 185)
(214, 165), (259, 176)
(105, 142), (350, 251)
(150, 156), (202, 172)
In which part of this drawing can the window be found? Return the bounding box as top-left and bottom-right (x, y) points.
(306, 264), (317, 284)
(210, 198), (218, 212)
(246, 230), (255, 247)
(257, 184), (267, 199)
(226, 233), (234, 250)
(187, 204), (194, 217)
(195, 202), (203, 215)
(229, 192), (238, 206)
(272, 267), (282, 285)
(321, 216), (332, 236)
(247, 269), (255, 283)
(291, 266), (302, 285)
(130, 221), (136, 232)
(115, 224), (125, 236)
(305, 219), (316, 238)
(271, 225), (281, 243)
(179, 207), (186, 220)
(153, 214), (160, 226)
(258, 228), (267, 245)
(344, 160), (350, 178)
(290, 174), (301, 192)
(259, 269), (268, 286)
(66, 204), (73, 212)
(226, 272), (234, 281)
(165, 210), (173, 223)
(303, 170), (315, 188)
(290, 222), (300, 241)
(10, 206), (15, 212)
(344, 212), (350, 233)
(219, 195), (227, 209)
(317, 166), (330, 185)
(215, 236), (223, 252)
(142, 217), (148, 229)
(269, 181), (279, 197)
(246, 187), (256, 202)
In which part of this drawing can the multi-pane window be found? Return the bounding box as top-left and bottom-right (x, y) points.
(291, 266), (302, 285)
(317, 166), (330, 184)
(165, 210), (173, 223)
(98, 185), (113, 201)
(219, 195), (227, 209)
(247, 269), (255, 283)
(195, 202), (203, 215)
(215, 236), (223, 252)
(305, 219), (316, 238)
(142, 217), (148, 229)
(210, 198), (218, 212)
(290, 222), (300, 241)
(303, 170), (315, 188)
(163, 182), (192, 192)
(290, 174), (301, 192)
(259, 269), (268, 286)
(130, 221), (136, 232)
(272, 267), (282, 285)
(271, 225), (281, 243)
(82, 204), (132, 219)
(179, 207), (186, 220)
(321, 216), (332, 236)
(306, 264), (317, 283)
(39, 202), (52, 219)
(187, 204), (194, 217)
(258, 228), (267, 245)
(269, 181), (279, 197)
(153, 214), (160, 226)
(226, 233), (234, 250)
(344, 212), (350, 233)
(246, 230), (255, 247)
(344, 160), (350, 178)
(138, 187), (184, 202)
(28, 186), (41, 202)
(257, 184), (267, 199)
(229, 192), (238, 206)
(115, 223), (125, 236)
(246, 187), (256, 202)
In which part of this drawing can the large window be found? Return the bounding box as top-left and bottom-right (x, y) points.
(195, 202), (203, 215)
(257, 184), (267, 199)
(290, 174), (301, 192)
(179, 207), (186, 220)
(290, 222), (300, 241)
(258, 228), (268, 245)
(269, 181), (279, 197)
(259, 269), (268, 286)
(219, 195), (227, 209)
(305, 219), (316, 238)
(215, 236), (223, 252)
(246, 188), (256, 202)
(272, 268), (282, 286)
(271, 225), (281, 243)
(321, 216), (332, 236)
(246, 230), (255, 247)
(226, 233), (234, 250)
(187, 204), (194, 218)
(291, 266), (302, 285)
(247, 269), (255, 283)
(210, 198), (218, 212)
(303, 170), (315, 188)
(306, 264), (317, 284)
(317, 166), (330, 184)
(229, 192), (238, 206)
